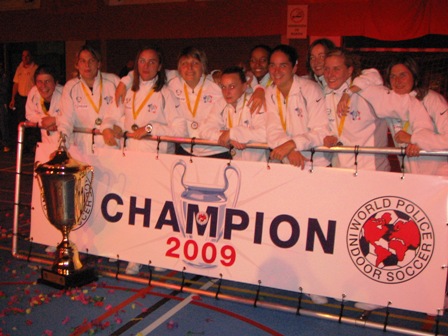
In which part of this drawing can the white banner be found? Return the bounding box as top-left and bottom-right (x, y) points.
(31, 143), (448, 315)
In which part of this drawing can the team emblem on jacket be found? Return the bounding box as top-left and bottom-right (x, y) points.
(104, 95), (113, 105)
(203, 95), (213, 104)
(347, 196), (434, 284)
(147, 104), (157, 113)
(349, 109), (361, 120)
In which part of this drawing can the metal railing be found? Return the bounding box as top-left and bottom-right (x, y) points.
(71, 126), (448, 157)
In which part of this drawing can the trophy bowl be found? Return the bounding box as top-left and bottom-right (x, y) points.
(35, 142), (97, 289)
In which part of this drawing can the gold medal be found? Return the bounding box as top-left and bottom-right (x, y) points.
(191, 121), (198, 129)
(95, 118), (102, 125)
(131, 124), (139, 131)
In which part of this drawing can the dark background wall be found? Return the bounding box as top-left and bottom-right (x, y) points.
(0, 0), (446, 95)
(106, 36), (286, 78)
(0, 0), (284, 42)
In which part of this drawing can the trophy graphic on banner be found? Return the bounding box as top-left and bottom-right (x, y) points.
(35, 139), (97, 289)
(171, 160), (240, 268)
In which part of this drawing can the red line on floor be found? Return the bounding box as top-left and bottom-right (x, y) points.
(69, 271), (179, 335)
(70, 285), (155, 336)
(113, 289), (284, 335)
(186, 299), (284, 335)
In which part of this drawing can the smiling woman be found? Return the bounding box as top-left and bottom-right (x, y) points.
(102, 45), (185, 153)
(307, 38), (335, 89)
(268, 46), (297, 97)
(57, 45), (121, 153)
(25, 64), (63, 146)
(381, 55), (448, 176)
(266, 44), (330, 170)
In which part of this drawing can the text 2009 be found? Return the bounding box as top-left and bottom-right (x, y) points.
(165, 237), (236, 266)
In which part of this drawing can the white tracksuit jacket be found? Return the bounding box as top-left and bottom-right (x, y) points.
(200, 93), (268, 162)
(26, 84), (63, 145)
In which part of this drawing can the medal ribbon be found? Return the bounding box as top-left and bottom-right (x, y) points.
(227, 94), (246, 129)
(81, 74), (103, 114)
(333, 92), (348, 137)
(132, 88), (155, 122)
(402, 121), (410, 132)
(40, 97), (50, 116)
(184, 75), (205, 118)
(333, 82), (352, 137)
(276, 89), (288, 131)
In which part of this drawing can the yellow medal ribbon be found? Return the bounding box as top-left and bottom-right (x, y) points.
(132, 87), (155, 122)
(227, 94), (246, 129)
(81, 74), (103, 114)
(333, 84), (352, 137)
(40, 97), (50, 116)
(334, 91), (348, 137)
(402, 121), (410, 132)
(337, 115), (346, 137)
(266, 78), (273, 87)
(184, 75), (205, 118)
(276, 89), (288, 131)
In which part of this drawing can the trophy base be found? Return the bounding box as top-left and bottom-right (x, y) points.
(38, 267), (98, 289)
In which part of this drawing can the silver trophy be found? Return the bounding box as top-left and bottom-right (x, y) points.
(35, 139), (97, 288)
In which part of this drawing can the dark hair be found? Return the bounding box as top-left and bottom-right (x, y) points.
(177, 46), (208, 74)
(270, 44), (298, 66)
(76, 44), (101, 63)
(326, 48), (361, 80)
(222, 66), (247, 83)
(384, 55), (427, 100)
(132, 46), (166, 92)
(307, 38), (336, 79)
(249, 44), (272, 58)
(34, 64), (58, 83)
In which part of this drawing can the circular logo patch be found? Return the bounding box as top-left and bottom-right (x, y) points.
(347, 196), (434, 284)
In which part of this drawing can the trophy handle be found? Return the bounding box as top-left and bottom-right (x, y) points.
(34, 161), (43, 191)
(171, 160), (188, 237)
(223, 165), (241, 208)
(84, 169), (94, 204)
(34, 163), (51, 222)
